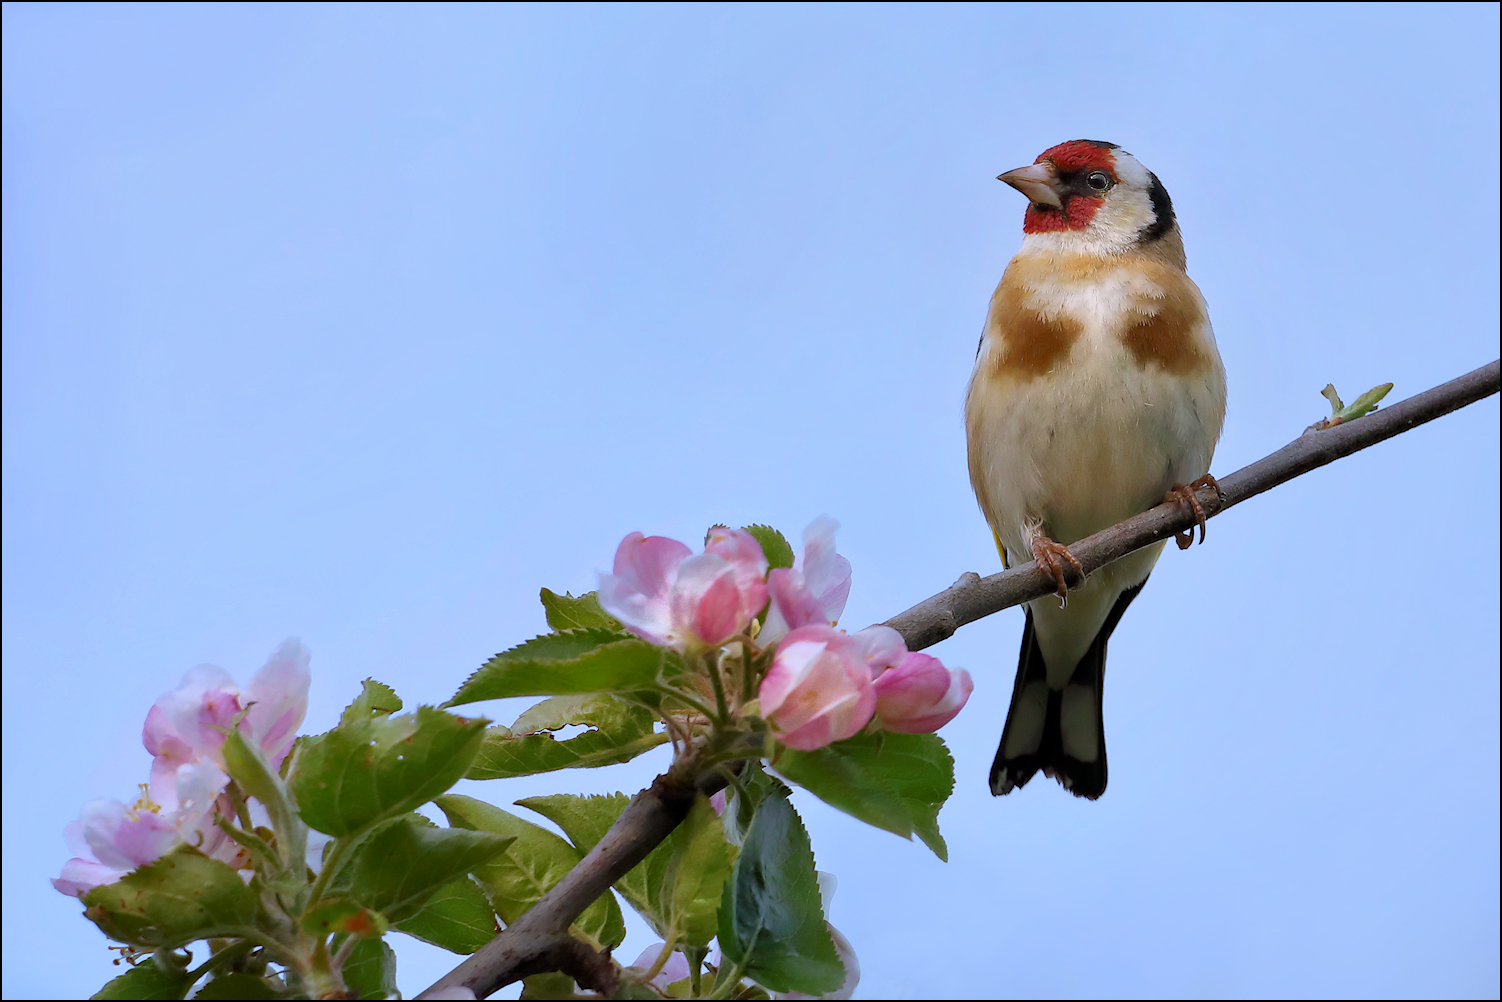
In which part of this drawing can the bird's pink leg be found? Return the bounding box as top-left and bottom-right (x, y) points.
(1031, 533), (1084, 601)
(1165, 473), (1224, 550)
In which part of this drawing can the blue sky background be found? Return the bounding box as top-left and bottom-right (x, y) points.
(4, 3), (1498, 999)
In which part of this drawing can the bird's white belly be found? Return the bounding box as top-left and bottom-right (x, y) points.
(969, 329), (1219, 556)
(968, 323), (1222, 682)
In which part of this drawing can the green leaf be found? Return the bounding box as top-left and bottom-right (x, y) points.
(191, 974), (282, 999)
(513, 793), (629, 857)
(741, 525), (795, 571)
(512, 693), (633, 735)
(1315, 381), (1394, 429)
(340, 679), (403, 726)
(518, 792), (732, 949)
(289, 707), (488, 836)
(777, 731), (953, 860)
(848, 732), (954, 860)
(520, 972), (594, 999)
(469, 695), (667, 780)
(300, 898), (389, 938)
(660, 794), (736, 947)
(772, 742), (915, 842)
(344, 815), (514, 922)
(393, 876), (497, 954)
(83, 847), (259, 949)
(450, 632), (669, 706)
(541, 589), (621, 631)
(1341, 382), (1394, 421)
(340, 937), (398, 1001)
(717, 792), (843, 996)
(220, 730), (302, 871)
(435, 794), (626, 949)
(91, 958), (195, 1000)
(720, 763), (790, 848)
(220, 731), (283, 820)
(512, 792), (663, 930)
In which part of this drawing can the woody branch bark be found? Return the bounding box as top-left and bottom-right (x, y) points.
(421, 358), (1500, 1000)
(888, 358), (1501, 650)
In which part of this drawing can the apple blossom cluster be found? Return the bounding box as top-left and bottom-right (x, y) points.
(598, 516), (973, 750)
(53, 640), (310, 897)
(54, 516), (966, 1000)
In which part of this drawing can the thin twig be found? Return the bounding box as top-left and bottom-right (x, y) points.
(420, 359), (1500, 1000)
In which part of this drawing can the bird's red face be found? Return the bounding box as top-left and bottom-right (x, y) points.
(1001, 140), (1120, 233)
(997, 140), (1175, 249)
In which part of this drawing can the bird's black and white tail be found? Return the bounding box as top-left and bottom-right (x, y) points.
(990, 580), (1147, 800)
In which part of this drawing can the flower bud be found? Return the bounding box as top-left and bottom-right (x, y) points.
(759, 625), (895, 750)
(872, 652), (973, 733)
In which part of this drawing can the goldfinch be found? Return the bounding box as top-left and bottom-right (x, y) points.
(965, 140), (1227, 799)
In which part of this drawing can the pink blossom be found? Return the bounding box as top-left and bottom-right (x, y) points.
(759, 517), (853, 646)
(759, 625), (903, 750)
(872, 652), (974, 733)
(599, 530), (769, 650)
(143, 639), (310, 804)
(54, 640), (309, 898)
(629, 944), (692, 989)
(51, 759), (230, 897)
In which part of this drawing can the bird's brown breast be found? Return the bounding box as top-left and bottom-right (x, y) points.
(985, 279), (1083, 378)
(981, 241), (1213, 381)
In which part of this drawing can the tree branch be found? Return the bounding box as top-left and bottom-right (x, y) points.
(419, 759), (733, 999)
(421, 358), (1499, 1000)
(887, 359), (1501, 650)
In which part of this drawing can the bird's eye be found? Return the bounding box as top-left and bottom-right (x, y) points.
(1087, 171), (1113, 191)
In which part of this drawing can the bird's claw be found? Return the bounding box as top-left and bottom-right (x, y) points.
(1166, 473), (1222, 550)
(1031, 534), (1083, 602)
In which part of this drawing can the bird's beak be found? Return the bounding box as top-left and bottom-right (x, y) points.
(998, 162), (1063, 208)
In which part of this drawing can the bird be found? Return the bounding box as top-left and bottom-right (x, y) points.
(965, 140), (1227, 799)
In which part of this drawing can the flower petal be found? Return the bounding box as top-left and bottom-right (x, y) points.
(243, 638), (311, 765)
(689, 564), (752, 647)
(155, 664), (241, 763)
(614, 533), (691, 594)
(846, 625), (907, 678)
(704, 528), (769, 589)
(598, 533), (691, 646)
(798, 516), (852, 625)
(759, 568), (827, 647)
(52, 858), (124, 898)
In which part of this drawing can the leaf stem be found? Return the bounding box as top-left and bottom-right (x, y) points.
(330, 932), (360, 973)
(306, 833), (353, 908)
(703, 651), (730, 723)
(707, 941), (753, 1000)
(214, 816), (279, 870)
(656, 685), (719, 726)
(740, 643), (755, 705)
(225, 780), (255, 830)
(185, 939), (256, 982)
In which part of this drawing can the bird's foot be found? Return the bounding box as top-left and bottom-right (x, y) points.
(1031, 534), (1084, 602)
(1165, 473), (1224, 550)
